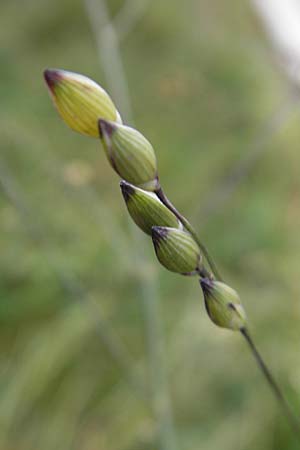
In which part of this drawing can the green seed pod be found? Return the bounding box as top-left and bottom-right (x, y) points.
(200, 279), (247, 331)
(99, 119), (159, 191)
(44, 69), (122, 137)
(120, 181), (180, 235)
(152, 226), (201, 275)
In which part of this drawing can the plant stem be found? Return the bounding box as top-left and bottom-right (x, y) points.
(155, 186), (223, 281)
(158, 184), (300, 439)
(240, 327), (300, 439)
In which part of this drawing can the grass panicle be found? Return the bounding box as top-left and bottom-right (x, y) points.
(44, 67), (300, 442)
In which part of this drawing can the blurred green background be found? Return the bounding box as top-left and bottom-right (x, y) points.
(1, 0), (300, 449)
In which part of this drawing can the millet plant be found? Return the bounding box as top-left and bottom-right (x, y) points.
(44, 68), (300, 439)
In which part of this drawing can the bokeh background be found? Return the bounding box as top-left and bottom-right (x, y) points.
(1, 0), (300, 449)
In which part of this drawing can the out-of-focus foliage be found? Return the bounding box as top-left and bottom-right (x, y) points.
(0, 0), (300, 449)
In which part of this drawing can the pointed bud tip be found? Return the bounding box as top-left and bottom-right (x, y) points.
(200, 277), (213, 292)
(43, 69), (63, 91)
(98, 118), (116, 138)
(151, 226), (168, 243)
(120, 180), (135, 202)
(200, 279), (246, 330)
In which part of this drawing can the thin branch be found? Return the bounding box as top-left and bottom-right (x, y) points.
(140, 269), (178, 450)
(156, 186), (222, 281)
(241, 327), (300, 440)
(83, 1), (177, 448)
(84, 0), (134, 124)
(113, 0), (149, 42)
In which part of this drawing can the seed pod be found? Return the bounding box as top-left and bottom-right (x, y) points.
(44, 69), (121, 137)
(152, 226), (201, 275)
(120, 181), (180, 235)
(200, 279), (247, 331)
(99, 119), (159, 191)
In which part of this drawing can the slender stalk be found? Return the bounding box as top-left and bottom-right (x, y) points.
(84, 0), (134, 124)
(158, 184), (300, 440)
(241, 327), (300, 439)
(156, 186), (223, 281)
(84, 3), (178, 448)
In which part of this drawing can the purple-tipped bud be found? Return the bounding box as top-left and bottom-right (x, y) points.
(200, 278), (247, 331)
(100, 120), (159, 191)
(152, 226), (201, 275)
(120, 181), (180, 235)
(43, 68), (122, 137)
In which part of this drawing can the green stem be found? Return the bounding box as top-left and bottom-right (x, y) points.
(155, 187), (223, 281)
(241, 327), (300, 440)
(157, 185), (300, 439)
